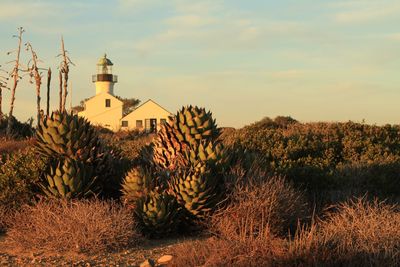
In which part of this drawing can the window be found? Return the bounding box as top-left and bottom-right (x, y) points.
(122, 121), (128, 127)
(105, 99), (111, 107)
(145, 119), (150, 131)
(136, 120), (143, 128)
(160, 119), (167, 125)
(145, 118), (157, 133)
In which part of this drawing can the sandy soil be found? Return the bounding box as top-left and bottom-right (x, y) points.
(0, 233), (199, 266)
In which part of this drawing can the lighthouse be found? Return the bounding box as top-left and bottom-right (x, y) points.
(78, 54), (171, 132)
(92, 54), (118, 95)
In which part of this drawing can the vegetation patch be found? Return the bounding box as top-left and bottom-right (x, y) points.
(211, 175), (309, 238)
(5, 199), (140, 254)
(0, 147), (45, 210)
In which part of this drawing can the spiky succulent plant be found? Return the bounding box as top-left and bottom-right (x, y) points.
(122, 165), (153, 204)
(135, 190), (181, 236)
(40, 157), (95, 199)
(35, 111), (101, 161)
(169, 162), (223, 220)
(153, 106), (220, 170)
(35, 111), (122, 198)
(184, 140), (225, 167)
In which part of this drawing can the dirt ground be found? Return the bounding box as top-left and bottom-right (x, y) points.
(0, 234), (199, 266)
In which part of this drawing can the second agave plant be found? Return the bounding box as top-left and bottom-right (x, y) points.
(35, 111), (106, 199)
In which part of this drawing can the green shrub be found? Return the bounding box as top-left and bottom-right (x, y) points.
(0, 147), (45, 209)
(0, 116), (34, 138)
(224, 118), (400, 198)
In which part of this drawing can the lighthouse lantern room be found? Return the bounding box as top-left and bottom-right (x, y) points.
(92, 54), (118, 95)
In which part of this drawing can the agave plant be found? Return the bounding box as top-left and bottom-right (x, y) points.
(36, 111), (122, 198)
(35, 111), (101, 161)
(122, 165), (153, 204)
(134, 190), (182, 236)
(40, 157), (95, 199)
(169, 162), (223, 220)
(152, 106), (220, 170)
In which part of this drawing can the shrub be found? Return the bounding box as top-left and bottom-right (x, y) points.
(317, 198), (400, 266)
(284, 198), (400, 266)
(6, 199), (140, 254)
(332, 162), (400, 199)
(0, 147), (45, 210)
(172, 198), (400, 267)
(212, 176), (309, 238)
(102, 131), (155, 162)
(0, 205), (8, 233)
(0, 137), (35, 156)
(0, 116), (34, 138)
(224, 118), (400, 198)
(171, 236), (282, 267)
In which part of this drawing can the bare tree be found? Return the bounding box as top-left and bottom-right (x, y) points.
(0, 67), (10, 120)
(46, 68), (51, 116)
(58, 36), (74, 111)
(0, 66), (10, 120)
(6, 27), (25, 136)
(59, 70), (62, 111)
(25, 42), (44, 126)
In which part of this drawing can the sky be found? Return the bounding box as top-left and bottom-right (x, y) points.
(0, 0), (400, 128)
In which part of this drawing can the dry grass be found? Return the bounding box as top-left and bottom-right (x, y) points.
(173, 196), (400, 266)
(171, 176), (307, 266)
(171, 236), (283, 267)
(5, 199), (141, 254)
(317, 198), (400, 266)
(0, 137), (35, 155)
(214, 176), (309, 238)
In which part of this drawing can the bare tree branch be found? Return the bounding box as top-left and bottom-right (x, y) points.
(47, 68), (51, 116)
(6, 27), (25, 136)
(57, 36), (74, 112)
(25, 42), (43, 126)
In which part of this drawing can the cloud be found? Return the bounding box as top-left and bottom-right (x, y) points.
(386, 33), (400, 41)
(166, 15), (216, 28)
(0, 2), (54, 20)
(269, 70), (309, 79)
(117, 0), (169, 11)
(118, 0), (158, 7)
(173, 0), (223, 14)
(134, 14), (309, 56)
(332, 1), (400, 23)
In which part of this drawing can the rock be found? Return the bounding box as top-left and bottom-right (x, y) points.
(157, 255), (173, 265)
(139, 259), (155, 267)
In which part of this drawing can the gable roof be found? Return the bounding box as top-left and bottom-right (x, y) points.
(121, 99), (172, 120)
(85, 92), (122, 105)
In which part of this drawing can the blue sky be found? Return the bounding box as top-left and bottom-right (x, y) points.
(1, 0), (400, 127)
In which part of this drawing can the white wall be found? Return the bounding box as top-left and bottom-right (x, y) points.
(79, 92), (123, 131)
(121, 99), (171, 131)
(95, 81), (114, 95)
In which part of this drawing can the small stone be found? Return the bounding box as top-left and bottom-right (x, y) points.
(157, 255), (173, 265)
(139, 259), (155, 267)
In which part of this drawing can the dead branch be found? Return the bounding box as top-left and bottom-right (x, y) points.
(47, 68), (51, 116)
(25, 42), (43, 126)
(6, 27), (25, 136)
(59, 36), (73, 112)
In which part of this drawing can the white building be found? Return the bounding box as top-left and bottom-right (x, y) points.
(78, 54), (171, 132)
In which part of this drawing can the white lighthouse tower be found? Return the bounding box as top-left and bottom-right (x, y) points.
(92, 54), (118, 95)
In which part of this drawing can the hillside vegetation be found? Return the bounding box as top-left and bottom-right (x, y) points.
(225, 117), (400, 202)
(1, 112), (400, 266)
